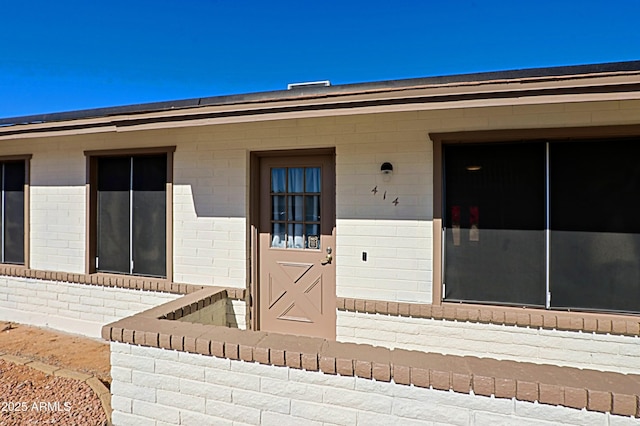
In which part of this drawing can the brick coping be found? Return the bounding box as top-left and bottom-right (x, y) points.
(338, 297), (640, 338)
(1, 264), (637, 339)
(0, 265), (245, 299)
(0, 353), (112, 426)
(103, 287), (640, 418)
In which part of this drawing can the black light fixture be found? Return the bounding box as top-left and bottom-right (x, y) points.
(381, 162), (393, 181)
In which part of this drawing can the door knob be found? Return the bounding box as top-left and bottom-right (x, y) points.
(321, 254), (333, 265)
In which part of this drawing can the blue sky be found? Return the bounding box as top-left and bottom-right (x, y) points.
(1, 0), (639, 118)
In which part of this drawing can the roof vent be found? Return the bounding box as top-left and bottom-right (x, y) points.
(287, 80), (331, 90)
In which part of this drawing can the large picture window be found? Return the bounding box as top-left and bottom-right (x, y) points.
(443, 138), (640, 314)
(443, 143), (546, 306)
(86, 148), (173, 279)
(549, 140), (640, 312)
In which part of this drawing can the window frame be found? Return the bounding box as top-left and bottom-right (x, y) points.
(431, 124), (640, 313)
(268, 166), (323, 250)
(84, 147), (175, 279)
(0, 155), (31, 268)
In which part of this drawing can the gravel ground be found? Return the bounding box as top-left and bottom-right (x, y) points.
(0, 359), (107, 425)
(0, 322), (110, 385)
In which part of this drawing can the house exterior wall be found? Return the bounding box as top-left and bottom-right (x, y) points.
(18, 99), (640, 296)
(30, 149), (86, 273)
(0, 276), (178, 337)
(2, 92), (640, 424)
(167, 115), (433, 301)
(14, 113), (435, 302)
(336, 310), (640, 375)
(1, 99), (640, 342)
(109, 342), (627, 426)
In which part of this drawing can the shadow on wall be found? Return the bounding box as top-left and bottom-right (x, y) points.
(173, 149), (246, 219)
(336, 185), (433, 221)
(336, 154), (433, 222)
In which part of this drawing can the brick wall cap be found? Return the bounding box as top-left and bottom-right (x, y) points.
(136, 286), (228, 319)
(256, 332), (325, 355)
(200, 325), (265, 348)
(338, 297), (640, 338)
(392, 348), (465, 374)
(98, 285), (640, 418)
(321, 340), (390, 364)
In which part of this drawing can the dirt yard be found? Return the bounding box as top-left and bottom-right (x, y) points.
(0, 322), (110, 384)
(0, 322), (110, 425)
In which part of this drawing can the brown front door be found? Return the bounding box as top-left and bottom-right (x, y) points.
(258, 153), (336, 339)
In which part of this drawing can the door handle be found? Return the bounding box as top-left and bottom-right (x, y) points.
(321, 254), (333, 265)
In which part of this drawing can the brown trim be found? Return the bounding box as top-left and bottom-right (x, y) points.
(252, 148), (336, 158)
(0, 155), (32, 268)
(0, 155), (34, 161)
(6, 78), (640, 138)
(337, 297), (640, 337)
(165, 152), (174, 281)
(10, 81), (639, 136)
(85, 155), (97, 274)
(110, 82), (640, 130)
(83, 146), (176, 157)
(249, 153), (261, 331)
(430, 125), (640, 314)
(23, 156), (31, 269)
(84, 146), (176, 279)
(429, 124), (640, 145)
(432, 141), (443, 305)
(4, 60), (640, 132)
(0, 263), (246, 298)
(102, 287), (640, 418)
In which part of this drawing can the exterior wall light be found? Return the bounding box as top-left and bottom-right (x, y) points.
(381, 162), (393, 182)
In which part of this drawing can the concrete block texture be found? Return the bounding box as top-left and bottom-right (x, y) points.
(110, 343), (632, 426)
(0, 277), (178, 338)
(337, 311), (640, 375)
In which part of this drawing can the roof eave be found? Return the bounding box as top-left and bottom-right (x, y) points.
(1, 60), (640, 136)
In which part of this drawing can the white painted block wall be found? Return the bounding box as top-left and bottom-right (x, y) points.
(30, 150), (87, 274)
(18, 99), (640, 302)
(334, 120), (433, 303)
(0, 277), (179, 337)
(337, 311), (640, 375)
(169, 117), (434, 302)
(172, 146), (247, 288)
(227, 299), (247, 329)
(110, 342), (633, 426)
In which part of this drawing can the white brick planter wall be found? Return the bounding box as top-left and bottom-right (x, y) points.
(109, 342), (635, 426)
(176, 297), (247, 330)
(337, 311), (640, 375)
(0, 277), (179, 337)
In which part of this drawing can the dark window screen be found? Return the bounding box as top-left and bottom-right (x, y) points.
(550, 140), (640, 313)
(443, 143), (546, 306)
(132, 155), (166, 277)
(97, 155), (166, 277)
(2, 161), (25, 264)
(97, 157), (131, 274)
